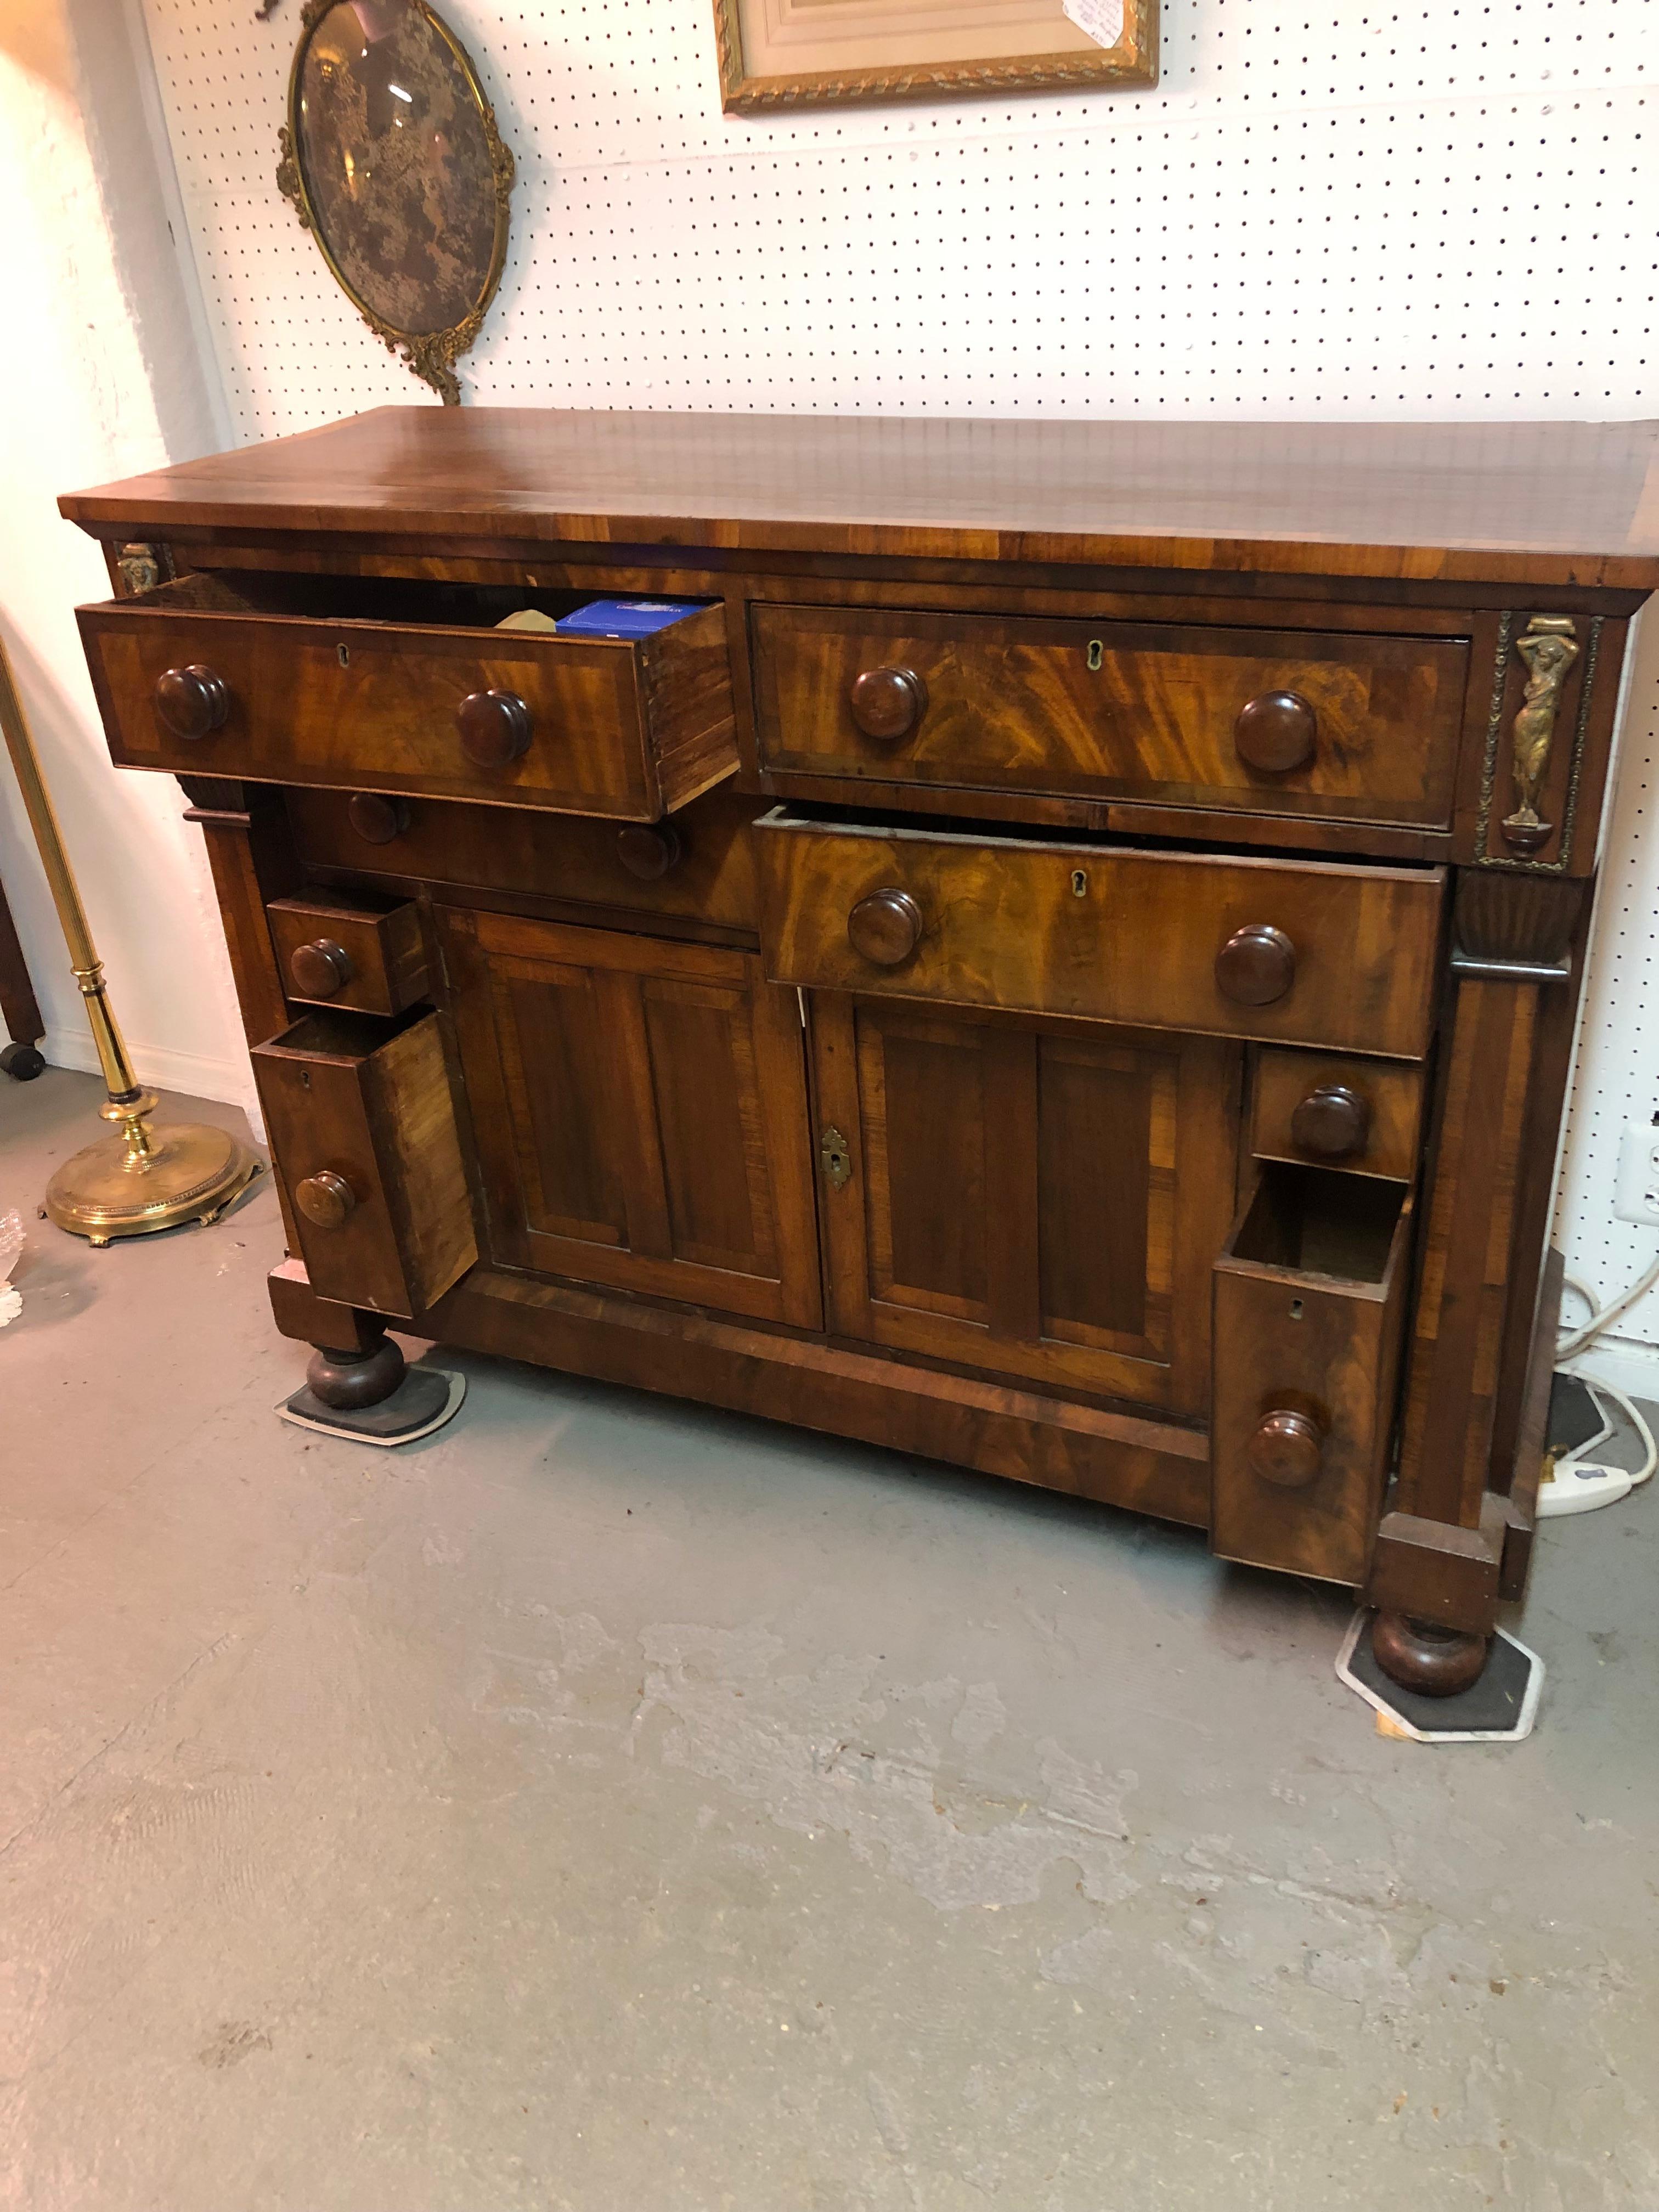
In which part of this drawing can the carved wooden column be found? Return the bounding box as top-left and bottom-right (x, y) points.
(1368, 602), (1618, 1694)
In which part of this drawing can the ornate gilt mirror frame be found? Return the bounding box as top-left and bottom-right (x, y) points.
(713, 0), (1158, 113)
(276, 0), (514, 404)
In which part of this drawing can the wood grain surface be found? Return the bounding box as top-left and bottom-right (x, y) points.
(252, 1008), (476, 1319)
(752, 602), (1466, 823)
(1248, 1046), (1425, 1182)
(266, 891), (429, 1016)
(285, 781), (763, 933)
(79, 575), (736, 821)
(441, 906), (821, 1328)
(756, 812), (1447, 1058)
(811, 995), (1239, 1414)
(58, 409), (1659, 588)
(1211, 1166), (1412, 1586)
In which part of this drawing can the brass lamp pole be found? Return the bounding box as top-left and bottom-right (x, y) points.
(0, 633), (258, 1244)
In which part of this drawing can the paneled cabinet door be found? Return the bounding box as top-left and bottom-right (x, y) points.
(440, 907), (822, 1328)
(811, 995), (1240, 1414)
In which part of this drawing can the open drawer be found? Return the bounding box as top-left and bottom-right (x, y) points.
(1211, 1164), (1414, 1586)
(755, 809), (1446, 1058)
(251, 1008), (477, 1321)
(77, 572), (736, 820)
(267, 889), (430, 1016)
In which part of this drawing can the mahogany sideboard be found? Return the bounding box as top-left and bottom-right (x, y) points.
(60, 413), (1659, 1697)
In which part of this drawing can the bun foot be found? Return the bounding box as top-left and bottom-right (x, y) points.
(306, 1331), (406, 1411)
(1372, 1611), (1490, 1697)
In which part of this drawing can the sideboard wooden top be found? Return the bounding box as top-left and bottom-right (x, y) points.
(60, 409), (1659, 589)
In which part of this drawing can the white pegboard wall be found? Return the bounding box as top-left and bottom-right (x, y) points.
(139, 0), (1655, 432)
(137, 0), (1659, 1355)
(1554, 608), (1659, 1367)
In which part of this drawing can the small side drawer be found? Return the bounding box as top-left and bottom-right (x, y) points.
(251, 1009), (476, 1321)
(754, 810), (1446, 1058)
(1249, 1048), (1425, 1181)
(267, 892), (429, 1015)
(1211, 1164), (1413, 1587)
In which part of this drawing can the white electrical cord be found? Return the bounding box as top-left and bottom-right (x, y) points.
(1543, 1274), (1659, 1515)
(1556, 1258), (1659, 1361)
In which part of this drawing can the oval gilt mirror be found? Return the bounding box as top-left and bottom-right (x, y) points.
(276, 0), (515, 404)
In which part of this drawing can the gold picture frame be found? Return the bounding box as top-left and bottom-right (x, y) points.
(276, 0), (514, 404)
(713, 0), (1158, 113)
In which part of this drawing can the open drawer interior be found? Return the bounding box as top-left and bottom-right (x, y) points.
(108, 570), (714, 635)
(1222, 1161), (1406, 1284)
(1211, 1163), (1414, 1588)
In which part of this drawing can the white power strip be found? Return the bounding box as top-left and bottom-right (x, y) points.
(1536, 1457), (1635, 1517)
(1537, 1369), (1655, 1519)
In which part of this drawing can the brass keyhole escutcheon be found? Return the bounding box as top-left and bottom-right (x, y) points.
(820, 1125), (852, 1190)
(1086, 639), (1104, 672)
(1070, 868), (1088, 898)
(337, 642), (351, 668)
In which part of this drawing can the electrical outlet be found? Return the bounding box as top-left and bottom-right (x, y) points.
(1613, 1119), (1659, 1226)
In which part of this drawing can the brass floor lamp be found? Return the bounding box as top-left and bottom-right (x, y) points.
(0, 634), (258, 1244)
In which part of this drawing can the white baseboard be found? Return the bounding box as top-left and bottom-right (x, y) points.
(1559, 1338), (1659, 1410)
(41, 1025), (253, 1115)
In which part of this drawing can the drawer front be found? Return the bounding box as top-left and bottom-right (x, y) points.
(1211, 1166), (1413, 1585)
(752, 603), (1466, 826)
(267, 894), (429, 1017)
(251, 1010), (476, 1320)
(755, 815), (1446, 1059)
(78, 589), (736, 821)
(284, 783), (762, 932)
(1249, 1048), (1425, 1182)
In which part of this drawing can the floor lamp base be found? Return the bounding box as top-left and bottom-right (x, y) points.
(46, 1098), (261, 1245)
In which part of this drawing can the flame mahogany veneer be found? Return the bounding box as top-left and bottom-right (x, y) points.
(63, 409), (1659, 1697)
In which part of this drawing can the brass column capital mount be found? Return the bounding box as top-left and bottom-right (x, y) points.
(0, 635), (259, 1245)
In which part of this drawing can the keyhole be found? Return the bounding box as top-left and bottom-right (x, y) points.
(1289, 1298), (1304, 1321)
(1086, 639), (1104, 672)
(337, 642), (351, 668)
(1070, 868), (1088, 898)
(301, 1070), (311, 1091)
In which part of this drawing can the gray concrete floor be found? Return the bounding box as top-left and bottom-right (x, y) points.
(2, 1067), (1656, 2211)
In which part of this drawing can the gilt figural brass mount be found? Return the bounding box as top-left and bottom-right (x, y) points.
(1503, 614), (1581, 855)
(276, 0), (514, 404)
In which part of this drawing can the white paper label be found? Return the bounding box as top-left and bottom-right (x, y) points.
(1062, 0), (1126, 48)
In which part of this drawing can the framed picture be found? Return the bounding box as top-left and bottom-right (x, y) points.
(713, 0), (1158, 114)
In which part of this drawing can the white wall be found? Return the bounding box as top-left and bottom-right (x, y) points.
(0, 0), (250, 1112)
(17, 0), (1659, 1368)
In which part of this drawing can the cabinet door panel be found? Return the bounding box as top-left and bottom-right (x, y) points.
(443, 907), (821, 1328)
(815, 995), (1237, 1413)
(497, 958), (631, 1249)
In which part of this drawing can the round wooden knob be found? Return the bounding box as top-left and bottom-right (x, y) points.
(457, 689), (532, 768)
(347, 792), (410, 845)
(1290, 1082), (1372, 1159)
(1234, 691), (1317, 773)
(849, 666), (928, 743)
(1246, 1408), (1325, 1489)
(289, 938), (354, 999)
(294, 1170), (357, 1231)
(848, 887), (923, 967)
(154, 664), (229, 740)
(1215, 924), (1296, 1006)
(617, 824), (682, 881)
